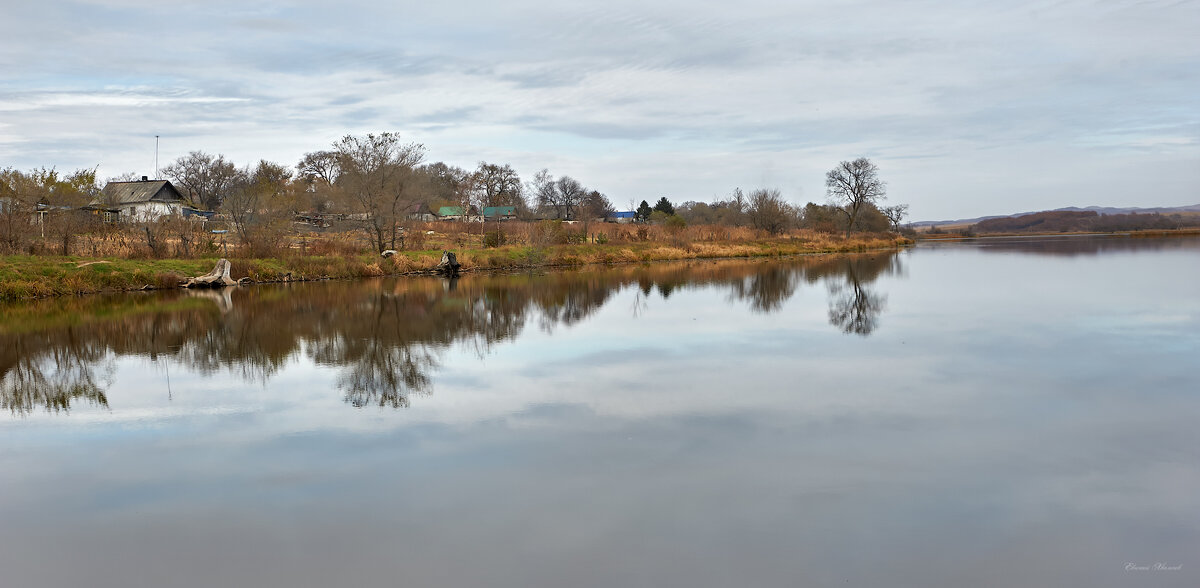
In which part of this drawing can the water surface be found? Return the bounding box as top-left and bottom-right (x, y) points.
(2, 236), (1198, 587)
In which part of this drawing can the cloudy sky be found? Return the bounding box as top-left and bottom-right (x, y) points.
(1, 0), (1197, 219)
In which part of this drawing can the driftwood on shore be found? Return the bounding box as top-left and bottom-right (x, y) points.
(434, 251), (461, 276)
(184, 259), (237, 288)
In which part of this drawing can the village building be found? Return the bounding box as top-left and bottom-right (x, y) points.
(437, 205), (481, 222)
(482, 206), (517, 221)
(407, 202), (437, 222)
(90, 177), (199, 222)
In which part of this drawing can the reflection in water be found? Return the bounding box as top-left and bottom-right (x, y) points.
(825, 254), (902, 335)
(925, 233), (1200, 256)
(0, 252), (902, 414)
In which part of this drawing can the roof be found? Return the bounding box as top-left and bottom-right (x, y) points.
(612, 211), (636, 218)
(483, 206), (516, 217)
(97, 180), (186, 207)
(438, 206), (465, 216)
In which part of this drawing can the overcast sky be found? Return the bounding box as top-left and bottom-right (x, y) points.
(1, 0), (1197, 219)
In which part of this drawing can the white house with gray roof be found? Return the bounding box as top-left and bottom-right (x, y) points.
(92, 177), (194, 222)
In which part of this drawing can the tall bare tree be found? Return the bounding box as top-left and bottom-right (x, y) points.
(534, 174), (587, 220)
(825, 157), (887, 237)
(162, 151), (241, 210)
(222, 160), (295, 255)
(470, 162), (523, 209)
(296, 150), (342, 214)
(333, 133), (426, 252)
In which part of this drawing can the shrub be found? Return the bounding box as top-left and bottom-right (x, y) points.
(484, 230), (506, 248)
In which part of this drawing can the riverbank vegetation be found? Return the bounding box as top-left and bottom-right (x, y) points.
(0, 133), (914, 299)
(0, 226), (907, 300)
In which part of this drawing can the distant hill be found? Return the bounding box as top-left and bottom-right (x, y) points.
(912, 203), (1200, 227)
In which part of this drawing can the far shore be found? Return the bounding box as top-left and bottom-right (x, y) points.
(916, 227), (1200, 241)
(0, 235), (911, 301)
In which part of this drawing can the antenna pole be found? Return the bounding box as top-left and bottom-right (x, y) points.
(155, 135), (160, 179)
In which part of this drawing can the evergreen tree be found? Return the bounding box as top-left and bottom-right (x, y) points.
(653, 197), (675, 216)
(635, 200), (653, 222)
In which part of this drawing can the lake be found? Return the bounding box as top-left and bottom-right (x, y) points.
(2, 235), (1198, 587)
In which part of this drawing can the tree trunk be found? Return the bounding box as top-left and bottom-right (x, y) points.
(184, 258), (237, 288)
(434, 250), (461, 276)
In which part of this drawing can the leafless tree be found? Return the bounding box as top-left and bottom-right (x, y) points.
(470, 162), (523, 209)
(746, 188), (794, 235)
(534, 174), (587, 220)
(881, 204), (909, 232)
(826, 157), (887, 237)
(162, 151), (242, 210)
(296, 150), (341, 186)
(333, 133), (426, 252)
(420, 162), (470, 204)
(0, 167), (38, 253)
(296, 150), (343, 214)
(222, 160), (295, 255)
(36, 168), (101, 255)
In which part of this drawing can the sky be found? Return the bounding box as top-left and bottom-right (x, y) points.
(1, 0), (1197, 220)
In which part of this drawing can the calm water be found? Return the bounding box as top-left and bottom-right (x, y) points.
(2, 236), (1198, 587)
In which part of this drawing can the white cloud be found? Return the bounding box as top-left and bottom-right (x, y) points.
(0, 0), (1197, 218)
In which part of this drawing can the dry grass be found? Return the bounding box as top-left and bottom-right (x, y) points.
(1, 223), (912, 300)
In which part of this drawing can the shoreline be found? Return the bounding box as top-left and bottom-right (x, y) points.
(917, 227), (1200, 241)
(1, 236), (911, 301)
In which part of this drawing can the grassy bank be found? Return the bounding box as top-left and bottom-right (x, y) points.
(0, 234), (910, 301)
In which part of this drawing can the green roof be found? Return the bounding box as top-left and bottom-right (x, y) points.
(483, 206), (516, 217)
(438, 206), (465, 216)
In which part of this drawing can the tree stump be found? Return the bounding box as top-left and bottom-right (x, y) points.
(434, 250), (461, 276)
(184, 259), (238, 288)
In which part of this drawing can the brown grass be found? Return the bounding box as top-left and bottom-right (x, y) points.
(1, 224), (912, 300)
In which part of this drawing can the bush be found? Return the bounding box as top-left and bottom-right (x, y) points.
(484, 230), (506, 248)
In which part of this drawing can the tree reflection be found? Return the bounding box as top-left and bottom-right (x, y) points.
(727, 265), (798, 313)
(0, 333), (113, 415)
(0, 251), (904, 413)
(824, 254), (899, 336)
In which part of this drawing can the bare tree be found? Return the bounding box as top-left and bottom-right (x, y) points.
(825, 157), (887, 238)
(333, 133), (426, 252)
(37, 168), (101, 255)
(881, 204), (909, 232)
(162, 151), (241, 210)
(746, 188), (794, 235)
(470, 162), (523, 209)
(0, 167), (37, 253)
(296, 150), (342, 214)
(529, 169), (556, 219)
(540, 175), (586, 220)
(296, 150), (341, 186)
(222, 160), (295, 255)
(420, 162), (470, 204)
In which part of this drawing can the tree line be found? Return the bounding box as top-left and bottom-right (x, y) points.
(0, 131), (907, 256)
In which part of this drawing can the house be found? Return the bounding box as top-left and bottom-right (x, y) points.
(437, 205), (480, 222)
(407, 202), (436, 222)
(91, 177), (193, 222)
(610, 211), (636, 223)
(482, 206), (517, 221)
